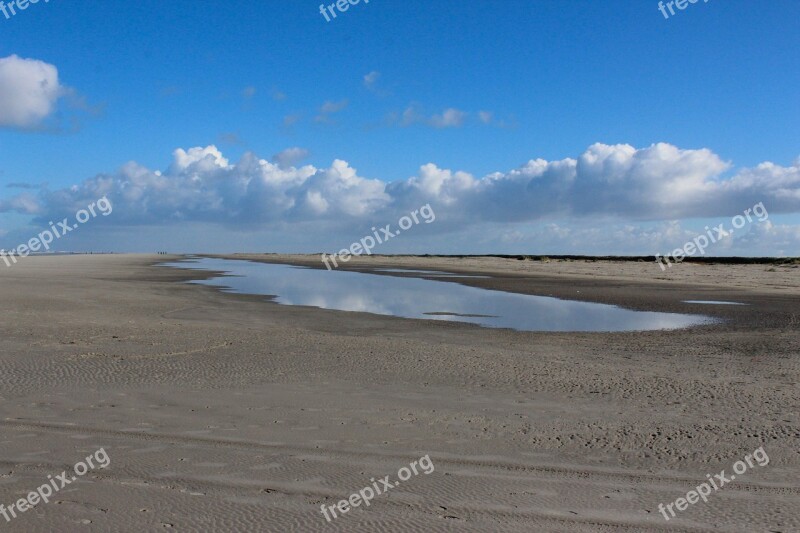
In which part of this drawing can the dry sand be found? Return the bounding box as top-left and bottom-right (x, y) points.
(0, 254), (797, 532)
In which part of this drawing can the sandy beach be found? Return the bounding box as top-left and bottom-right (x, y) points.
(0, 254), (797, 532)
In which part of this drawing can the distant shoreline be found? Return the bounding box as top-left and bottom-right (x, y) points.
(21, 251), (796, 266)
(242, 253), (800, 266)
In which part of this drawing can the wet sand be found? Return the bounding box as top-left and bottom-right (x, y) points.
(0, 254), (797, 532)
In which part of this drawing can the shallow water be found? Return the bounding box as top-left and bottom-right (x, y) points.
(373, 268), (490, 278)
(683, 300), (747, 305)
(163, 258), (716, 332)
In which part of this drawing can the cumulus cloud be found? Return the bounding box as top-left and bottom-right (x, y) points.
(0, 55), (64, 129)
(387, 142), (751, 222)
(0, 55), (98, 131)
(2, 143), (799, 239)
(1, 145), (392, 226)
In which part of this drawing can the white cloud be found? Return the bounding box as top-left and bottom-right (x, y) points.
(2, 143), (799, 255)
(0, 55), (63, 129)
(3, 146), (390, 226)
(170, 145), (230, 173)
(429, 108), (467, 128)
(387, 142), (747, 221)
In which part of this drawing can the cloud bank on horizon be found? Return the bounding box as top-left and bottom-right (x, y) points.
(1, 141), (798, 255)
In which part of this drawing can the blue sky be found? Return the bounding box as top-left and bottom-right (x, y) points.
(1, 0), (799, 255)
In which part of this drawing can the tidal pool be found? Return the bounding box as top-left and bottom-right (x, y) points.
(163, 258), (716, 332)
